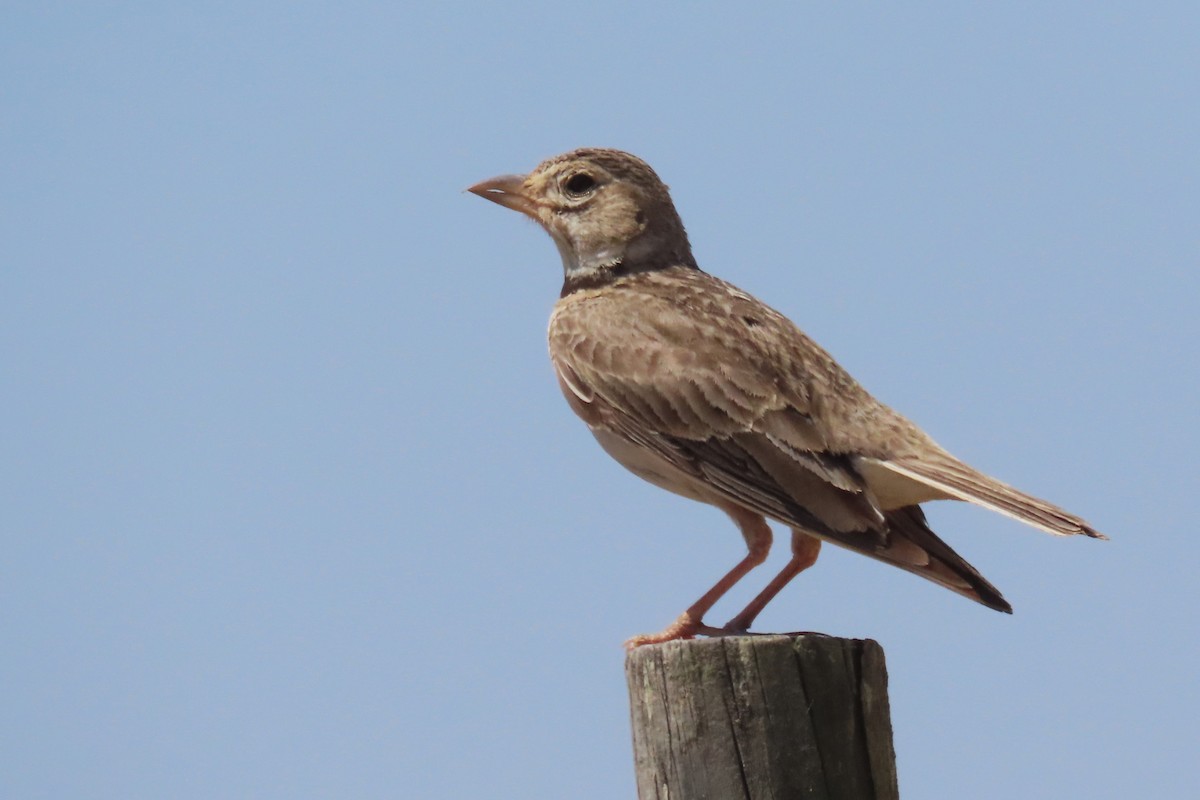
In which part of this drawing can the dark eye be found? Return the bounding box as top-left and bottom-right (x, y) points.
(564, 172), (597, 197)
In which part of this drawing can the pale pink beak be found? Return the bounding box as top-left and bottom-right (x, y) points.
(467, 173), (539, 219)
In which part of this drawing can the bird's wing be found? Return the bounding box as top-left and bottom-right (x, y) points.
(549, 269), (1011, 610)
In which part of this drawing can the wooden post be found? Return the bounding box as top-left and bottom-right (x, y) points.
(626, 634), (899, 800)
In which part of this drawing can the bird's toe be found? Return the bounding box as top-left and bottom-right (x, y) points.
(624, 613), (704, 650)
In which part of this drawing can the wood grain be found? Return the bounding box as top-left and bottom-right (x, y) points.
(626, 635), (899, 800)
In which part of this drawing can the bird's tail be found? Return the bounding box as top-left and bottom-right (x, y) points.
(877, 504), (1013, 613)
(880, 454), (1107, 540)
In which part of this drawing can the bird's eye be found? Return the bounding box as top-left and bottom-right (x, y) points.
(563, 173), (597, 197)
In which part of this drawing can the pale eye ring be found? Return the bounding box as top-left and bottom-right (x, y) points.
(563, 172), (597, 197)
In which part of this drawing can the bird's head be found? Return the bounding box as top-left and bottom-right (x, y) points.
(469, 148), (696, 282)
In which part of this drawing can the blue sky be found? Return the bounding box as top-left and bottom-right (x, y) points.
(2, 3), (1197, 798)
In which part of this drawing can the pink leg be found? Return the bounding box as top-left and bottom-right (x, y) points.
(722, 529), (821, 634)
(625, 506), (772, 649)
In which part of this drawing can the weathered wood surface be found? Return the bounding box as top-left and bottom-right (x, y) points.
(626, 635), (899, 800)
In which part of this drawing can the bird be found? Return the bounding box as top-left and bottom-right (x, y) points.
(468, 147), (1105, 648)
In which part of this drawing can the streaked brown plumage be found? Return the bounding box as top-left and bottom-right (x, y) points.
(470, 147), (1105, 647)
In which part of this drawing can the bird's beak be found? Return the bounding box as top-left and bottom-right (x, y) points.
(467, 173), (539, 219)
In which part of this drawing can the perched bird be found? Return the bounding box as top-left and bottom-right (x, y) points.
(469, 148), (1105, 648)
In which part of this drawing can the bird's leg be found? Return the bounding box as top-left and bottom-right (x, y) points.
(624, 507), (772, 649)
(722, 529), (821, 634)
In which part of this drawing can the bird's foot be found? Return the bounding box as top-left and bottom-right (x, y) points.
(626, 614), (774, 649)
(624, 613), (706, 650)
(720, 613), (754, 636)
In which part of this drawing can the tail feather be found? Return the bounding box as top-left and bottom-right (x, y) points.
(878, 505), (1012, 613)
(882, 455), (1107, 540)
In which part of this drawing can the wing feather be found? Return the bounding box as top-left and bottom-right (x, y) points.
(548, 267), (1099, 612)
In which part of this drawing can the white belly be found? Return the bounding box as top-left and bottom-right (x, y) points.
(590, 429), (715, 505)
